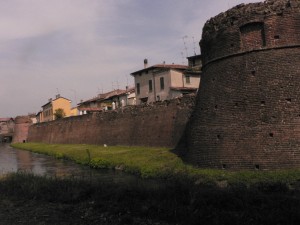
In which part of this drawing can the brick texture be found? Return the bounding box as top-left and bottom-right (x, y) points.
(12, 116), (32, 143)
(27, 95), (195, 148)
(182, 0), (300, 170)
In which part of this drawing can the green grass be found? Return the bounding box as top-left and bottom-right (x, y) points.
(11, 142), (300, 186)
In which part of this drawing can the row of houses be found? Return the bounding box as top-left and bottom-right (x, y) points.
(35, 55), (201, 123)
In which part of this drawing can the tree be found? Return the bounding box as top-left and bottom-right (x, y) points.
(54, 108), (66, 119)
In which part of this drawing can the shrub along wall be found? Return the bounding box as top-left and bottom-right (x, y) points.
(28, 94), (195, 148)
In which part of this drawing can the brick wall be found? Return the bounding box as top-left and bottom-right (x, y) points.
(182, 0), (300, 170)
(27, 95), (195, 148)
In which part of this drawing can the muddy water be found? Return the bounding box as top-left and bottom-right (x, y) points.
(0, 143), (144, 184)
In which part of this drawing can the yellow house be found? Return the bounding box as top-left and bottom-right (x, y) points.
(41, 95), (72, 122)
(70, 106), (79, 116)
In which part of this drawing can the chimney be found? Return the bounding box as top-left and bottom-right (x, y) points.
(144, 59), (148, 68)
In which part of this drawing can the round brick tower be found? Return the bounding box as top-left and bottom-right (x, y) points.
(185, 0), (300, 170)
(12, 116), (32, 144)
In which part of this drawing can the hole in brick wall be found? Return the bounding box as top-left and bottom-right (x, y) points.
(251, 70), (256, 76)
(276, 12), (283, 16)
(217, 134), (221, 140)
(222, 164), (226, 169)
(274, 35), (280, 39)
(172, 116), (176, 119)
(286, 98), (292, 103)
(269, 132), (274, 137)
(261, 101), (265, 106)
(255, 164), (260, 170)
(230, 43), (234, 47)
(215, 105), (218, 109)
(234, 103), (238, 107)
(212, 78), (215, 82)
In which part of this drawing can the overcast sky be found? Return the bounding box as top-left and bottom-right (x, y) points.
(0, 0), (261, 117)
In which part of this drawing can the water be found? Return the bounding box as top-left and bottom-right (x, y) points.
(0, 143), (142, 184)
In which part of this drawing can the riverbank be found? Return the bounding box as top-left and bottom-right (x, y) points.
(1, 172), (300, 225)
(11, 142), (300, 187)
(4, 143), (300, 224)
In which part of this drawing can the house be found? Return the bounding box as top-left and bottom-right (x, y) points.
(36, 111), (43, 123)
(70, 107), (79, 116)
(130, 58), (201, 104)
(187, 54), (202, 69)
(78, 88), (136, 114)
(110, 87), (136, 108)
(41, 95), (72, 122)
(28, 113), (37, 124)
(0, 118), (14, 142)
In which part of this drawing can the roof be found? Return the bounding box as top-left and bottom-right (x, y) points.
(170, 87), (198, 92)
(184, 70), (202, 76)
(131, 64), (188, 76)
(0, 118), (14, 122)
(79, 88), (135, 105)
(41, 96), (71, 108)
(187, 54), (202, 60)
(79, 108), (103, 112)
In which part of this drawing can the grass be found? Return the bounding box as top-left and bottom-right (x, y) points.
(0, 172), (299, 225)
(11, 142), (300, 187)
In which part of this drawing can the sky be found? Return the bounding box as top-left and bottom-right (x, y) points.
(0, 0), (262, 117)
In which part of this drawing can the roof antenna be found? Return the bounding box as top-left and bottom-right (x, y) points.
(182, 35), (189, 57)
(181, 52), (185, 65)
(56, 88), (60, 95)
(192, 36), (197, 55)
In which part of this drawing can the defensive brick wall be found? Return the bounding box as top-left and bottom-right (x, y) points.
(182, 0), (300, 170)
(28, 95), (195, 147)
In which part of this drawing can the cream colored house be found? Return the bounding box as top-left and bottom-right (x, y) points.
(78, 88), (136, 114)
(131, 59), (201, 104)
(41, 95), (72, 122)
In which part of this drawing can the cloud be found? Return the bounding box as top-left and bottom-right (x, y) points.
(0, 0), (264, 117)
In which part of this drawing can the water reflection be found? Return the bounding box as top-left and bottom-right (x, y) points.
(0, 143), (139, 184)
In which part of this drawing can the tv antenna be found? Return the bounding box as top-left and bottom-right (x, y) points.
(182, 35), (189, 57)
(192, 36), (197, 55)
(181, 52), (185, 65)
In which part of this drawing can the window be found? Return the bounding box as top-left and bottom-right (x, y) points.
(160, 77), (164, 90)
(186, 75), (191, 84)
(136, 83), (140, 95)
(149, 80), (153, 92)
(240, 22), (266, 50)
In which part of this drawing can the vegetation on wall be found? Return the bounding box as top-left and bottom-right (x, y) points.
(54, 108), (66, 119)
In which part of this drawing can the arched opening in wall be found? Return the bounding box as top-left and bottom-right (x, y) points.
(240, 22), (266, 50)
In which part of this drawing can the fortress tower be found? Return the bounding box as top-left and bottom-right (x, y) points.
(12, 116), (32, 144)
(184, 0), (300, 169)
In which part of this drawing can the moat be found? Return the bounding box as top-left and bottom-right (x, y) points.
(0, 143), (139, 184)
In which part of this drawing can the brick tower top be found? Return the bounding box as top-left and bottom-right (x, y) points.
(200, 0), (300, 65)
